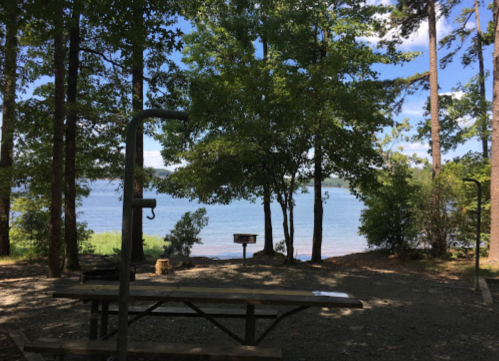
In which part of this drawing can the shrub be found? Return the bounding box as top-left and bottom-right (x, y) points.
(10, 194), (94, 258)
(163, 208), (209, 257)
(359, 162), (424, 253)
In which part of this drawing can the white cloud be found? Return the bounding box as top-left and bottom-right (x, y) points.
(398, 142), (431, 160)
(144, 150), (165, 168)
(440, 90), (465, 100)
(396, 16), (452, 49)
(401, 100), (426, 117)
(403, 109), (423, 116)
(465, 21), (476, 30)
(365, 0), (391, 5)
(360, 7), (453, 50)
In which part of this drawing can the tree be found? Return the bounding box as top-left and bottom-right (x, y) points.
(391, 0), (459, 256)
(48, 2), (65, 277)
(64, 0), (81, 271)
(267, 0), (414, 262)
(0, 0), (19, 256)
(439, 0), (491, 158)
(160, 4), (313, 264)
(86, 0), (185, 261)
(11, 0), (128, 267)
(416, 76), (492, 154)
(489, 0), (499, 261)
(428, 0), (442, 179)
(162, 0), (413, 264)
(163, 208), (208, 257)
(360, 122), (425, 253)
(158, 1), (280, 257)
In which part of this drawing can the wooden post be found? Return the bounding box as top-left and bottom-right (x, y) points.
(89, 301), (99, 340)
(89, 300), (99, 361)
(245, 304), (256, 345)
(100, 301), (109, 338)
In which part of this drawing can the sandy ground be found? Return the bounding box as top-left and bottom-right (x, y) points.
(0, 253), (498, 361)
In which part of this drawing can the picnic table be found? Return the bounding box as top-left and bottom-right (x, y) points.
(25, 111), (363, 361)
(25, 281), (363, 360)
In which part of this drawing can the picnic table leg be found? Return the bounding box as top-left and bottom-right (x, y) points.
(245, 304), (256, 345)
(89, 300), (99, 361)
(100, 301), (109, 338)
(90, 300), (99, 339)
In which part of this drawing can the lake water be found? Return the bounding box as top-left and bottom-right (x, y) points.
(80, 180), (368, 260)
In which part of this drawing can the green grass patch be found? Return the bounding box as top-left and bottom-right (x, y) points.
(89, 231), (166, 258)
(0, 254), (26, 264)
(461, 262), (499, 279)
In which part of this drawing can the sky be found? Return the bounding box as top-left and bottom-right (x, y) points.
(142, 0), (495, 169)
(1, 0), (495, 170)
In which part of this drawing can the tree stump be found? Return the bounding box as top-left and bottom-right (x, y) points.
(155, 259), (172, 275)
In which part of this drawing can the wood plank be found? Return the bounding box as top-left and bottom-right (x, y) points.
(105, 306), (278, 319)
(24, 338), (282, 361)
(478, 277), (493, 305)
(74, 284), (315, 296)
(54, 284), (362, 309)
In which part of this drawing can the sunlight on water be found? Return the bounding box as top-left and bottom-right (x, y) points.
(81, 180), (368, 261)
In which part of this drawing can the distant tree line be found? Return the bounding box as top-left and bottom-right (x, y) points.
(306, 178), (349, 189)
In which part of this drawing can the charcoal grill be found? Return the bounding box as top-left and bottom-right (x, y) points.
(233, 233), (257, 265)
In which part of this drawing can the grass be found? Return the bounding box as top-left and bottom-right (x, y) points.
(89, 231), (166, 259)
(0, 254), (26, 264)
(0, 231), (167, 263)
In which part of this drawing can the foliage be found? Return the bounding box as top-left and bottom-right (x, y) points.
(274, 240), (286, 254)
(360, 162), (425, 252)
(159, 0), (418, 264)
(10, 196), (50, 256)
(307, 177), (349, 189)
(415, 75), (491, 156)
(10, 193), (95, 258)
(360, 118), (491, 256)
(360, 121), (427, 252)
(163, 208), (209, 257)
(438, 3), (492, 69)
(89, 232), (165, 258)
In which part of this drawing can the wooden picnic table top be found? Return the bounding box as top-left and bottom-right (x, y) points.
(53, 282), (363, 309)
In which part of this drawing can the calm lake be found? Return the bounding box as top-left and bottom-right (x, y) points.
(80, 180), (368, 260)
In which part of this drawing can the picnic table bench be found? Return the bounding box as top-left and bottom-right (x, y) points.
(24, 282), (362, 360)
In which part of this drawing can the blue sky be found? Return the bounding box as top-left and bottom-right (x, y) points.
(1, 1), (494, 170)
(142, 0), (495, 169)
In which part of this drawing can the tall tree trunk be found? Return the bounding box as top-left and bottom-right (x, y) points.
(263, 184), (274, 255)
(131, 3), (145, 261)
(428, 0), (446, 256)
(48, 5), (65, 278)
(474, 0), (488, 158)
(428, 0), (441, 179)
(311, 30), (328, 264)
(64, 1), (81, 271)
(262, 39), (274, 256)
(0, 0), (18, 256)
(311, 135), (323, 263)
(280, 201), (293, 264)
(489, 0), (499, 261)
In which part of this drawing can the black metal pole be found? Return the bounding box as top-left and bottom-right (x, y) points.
(117, 109), (188, 361)
(463, 178), (482, 294)
(243, 243), (247, 266)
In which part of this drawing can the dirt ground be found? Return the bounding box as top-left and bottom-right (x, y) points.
(0, 253), (497, 361)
